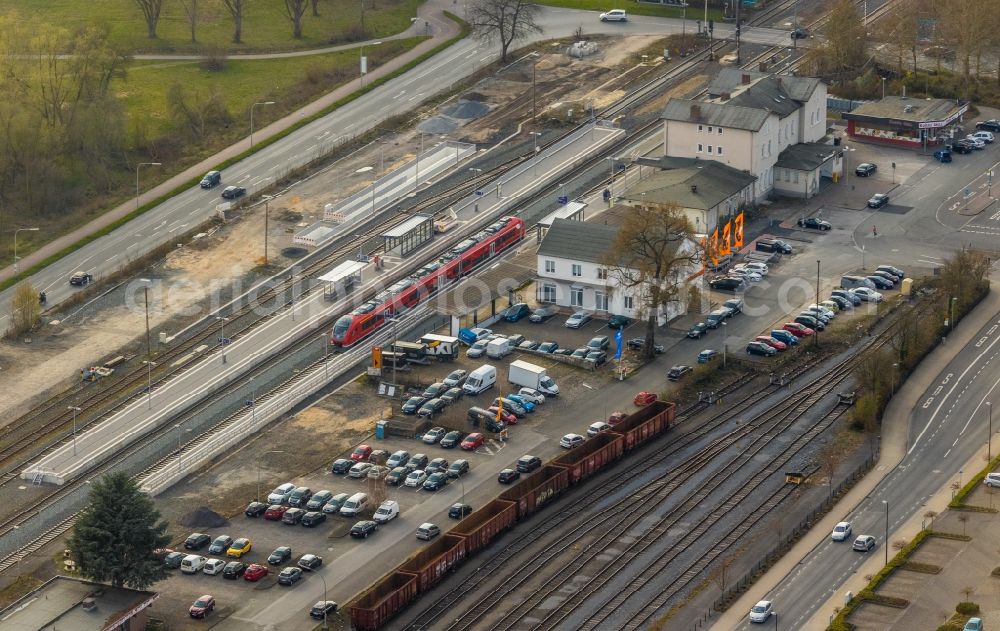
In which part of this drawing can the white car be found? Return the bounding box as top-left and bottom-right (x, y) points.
(404, 470), (428, 488)
(749, 600), (773, 623)
(820, 300), (841, 313)
(965, 136), (986, 149)
(729, 268), (762, 283)
(560, 433), (585, 448)
(831, 521), (853, 541)
(517, 388), (545, 405)
(373, 500), (400, 524)
(744, 261), (769, 276)
(972, 130), (994, 143)
(202, 558), (227, 575)
(180, 555), (208, 574)
(587, 421), (611, 437)
(853, 287), (883, 302)
(599, 9), (627, 21)
(806, 304), (835, 319)
(984, 472), (1000, 487)
(469, 327), (492, 341)
(267, 482), (295, 505)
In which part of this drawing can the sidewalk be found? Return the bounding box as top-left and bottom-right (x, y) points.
(0, 0), (461, 284)
(712, 286), (1000, 630)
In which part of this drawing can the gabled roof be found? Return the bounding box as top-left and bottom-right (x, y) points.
(537, 219), (617, 263)
(708, 69), (822, 103)
(662, 98), (770, 132)
(775, 142), (841, 171)
(728, 76), (799, 118)
(620, 160), (757, 210)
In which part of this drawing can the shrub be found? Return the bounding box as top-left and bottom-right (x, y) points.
(936, 624), (962, 631)
(956, 601), (980, 615)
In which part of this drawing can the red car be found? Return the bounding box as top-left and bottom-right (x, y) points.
(263, 505), (289, 521)
(461, 433), (485, 450)
(244, 564), (268, 582)
(487, 407), (518, 425)
(633, 391), (657, 406)
(351, 444), (373, 461)
(783, 322), (814, 337)
(189, 595), (215, 619)
(755, 335), (787, 351)
(608, 411), (628, 425)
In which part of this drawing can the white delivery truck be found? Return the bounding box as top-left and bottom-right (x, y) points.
(463, 365), (497, 395)
(420, 334), (460, 360)
(486, 338), (511, 360)
(508, 360), (559, 396)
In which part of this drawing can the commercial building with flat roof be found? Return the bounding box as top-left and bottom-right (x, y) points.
(842, 96), (967, 149)
(0, 576), (158, 631)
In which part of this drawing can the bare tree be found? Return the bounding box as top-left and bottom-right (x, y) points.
(602, 203), (700, 360)
(311, 0), (320, 16)
(133, 0), (164, 39)
(818, 447), (840, 500)
(181, 0), (199, 43)
(806, 0), (866, 81)
(284, 0), (309, 39)
(222, 0), (247, 44)
(710, 556), (735, 596)
(467, 0), (543, 64)
(10, 281), (40, 336)
(958, 513), (969, 536)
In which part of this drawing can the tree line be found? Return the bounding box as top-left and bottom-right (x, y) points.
(135, 0), (327, 42)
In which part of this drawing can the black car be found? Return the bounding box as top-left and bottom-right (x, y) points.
(790, 27), (809, 39)
(331, 458), (353, 474)
(952, 140), (974, 154)
(440, 431), (463, 449)
(184, 533), (211, 550)
(422, 382), (448, 399)
(708, 277), (745, 292)
(268, 546), (292, 565)
(977, 119), (1000, 132)
(200, 170), (221, 188)
(310, 601), (339, 620)
(278, 566), (304, 585)
(855, 163), (877, 177)
(423, 472), (449, 491)
(401, 396), (427, 415)
(222, 561), (247, 579)
(385, 466), (408, 485)
(485, 418), (506, 433)
(282, 507), (306, 525)
(867, 275), (893, 289)
(350, 521), (378, 539)
(164, 551), (185, 569)
(417, 398), (447, 418)
(537, 342), (559, 353)
(723, 298), (743, 315)
(498, 468), (521, 484)
(627, 338), (665, 353)
(441, 387), (464, 404)
(297, 554), (323, 571)
(504, 303), (531, 322)
(829, 295), (852, 310)
(208, 535), (234, 555)
(746, 341), (777, 357)
(221, 185), (246, 200)
(407, 453), (429, 470)
(687, 322), (708, 339)
(447, 459), (470, 478)
(667, 365), (693, 381)
(301, 511), (327, 527)
(306, 490), (334, 511)
(425, 457), (449, 475)
(516, 455), (542, 473)
(795, 314), (825, 331)
(245, 501), (267, 517)
(449, 503), (473, 519)
(798, 217), (832, 230)
(287, 487), (313, 507)
(867, 193), (890, 209)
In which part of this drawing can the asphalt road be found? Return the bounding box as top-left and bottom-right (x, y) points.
(0, 6), (794, 331)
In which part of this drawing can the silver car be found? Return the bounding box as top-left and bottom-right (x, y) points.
(565, 311), (593, 329)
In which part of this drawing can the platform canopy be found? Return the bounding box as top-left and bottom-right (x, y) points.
(318, 260), (367, 283)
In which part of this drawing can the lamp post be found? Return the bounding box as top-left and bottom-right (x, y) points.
(143, 361), (156, 409)
(68, 406), (82, 456)
(414, 131), (428, 192)
(250, 101), (275, 149)
(607, 156), (616, 203)
(950, 296), (958, 331)
(13, 227), (39, 272)
(881, 499), (889, 565)
(139, 278), (152, 357)
(136, 162), (162, 212)
(881, 76), (887, 99)
(774, 611), (778, 631)
(892, 362), (898, 394)
(216, 316), (229, 364)
(988, 401), (993, 462)
(317, 571), (331, 630)
(531, 132), (542, 176)
(320, 333), (330, 380)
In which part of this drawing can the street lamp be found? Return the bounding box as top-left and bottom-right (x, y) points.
(68, 406), (82, 456)
(250, 101), (275, 149)
(216, 316), (229, 364)
(607, 156), (617, 203)
(143, 361), (156, 409)
(531, 132), (542, 176)
(774, 611), (778, 631)
(950, 297), (958, 331)
(891, 362), (898, 394)
(988, 401), (993, 462)
(139, 278), (152, 358)
(881, 499), (889, 565)
(136, 162), (162, 212)
(13, 227), (39, 272)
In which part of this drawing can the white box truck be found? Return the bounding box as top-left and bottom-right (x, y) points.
(420, 334), (460, 359)
(508, 360), (559, 396)
(486, 338), (511, 360)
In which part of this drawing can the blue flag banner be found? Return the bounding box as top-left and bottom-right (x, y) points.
(614, 328), (623, 360)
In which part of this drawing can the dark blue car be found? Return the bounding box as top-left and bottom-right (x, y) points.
(769, 330), (799, 346)
(504, 303), (531, 322)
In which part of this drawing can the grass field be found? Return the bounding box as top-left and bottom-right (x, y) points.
(119, 37), (426, 140)
(0, 0), (423, 53)
(534, 0), (724, 21)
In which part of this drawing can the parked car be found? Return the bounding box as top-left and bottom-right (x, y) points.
(600, 8), (627, 21)
(519, 339), (541, 350)
(461, 433), (486, 450)
(245, 501), (267, 517)
(373, 500), (400, 524)
(164, 551), (185, 569)
(506, 333), (526, 347)
(416, 523), (441, 540)
(538, 341), (559, 353)
(528, 305), (559, 322)
(498, 468), (520, 484)
(853, 287), (883, 302)
(709, 277), (745, 292)
(278, 567), (303, 585)
(441, 388), (464, 404)
(184, 533), (211, 550)
(746, 341), (777, 357)
(350, 445), (372, 461)
(783, 322), (814, 337)
(425, 457), (449, 475)
(422, 382), (448, 399)
(976, 119), (1000, 132)
(202, 558), (226, 576)
(268, 546), (292, 565)
(442, 370), (467, 388)
(983, 472), (1000, 487)
(852, 535), (876, 552)
(607, 314), (631, 329)
(282, 508), (305, 525)
(331, 458), (354, 474)
(404, 470), (428, 488)
(350, 520), (378, 539)
(705, 309), (730, 329)
(831, 521), (853, 541)
(517, 388), (546, 405)
(466, 340), (489, 358)
(755, 336), (787, 351)
(348, 462), (374, 478)
(402, 396), (427, 415)
(634, 391), (657, 405)
(227, 538), (252, 558)
(386, 450), (411, 468)
(504, 303), (531, 321)
(565, 310), (593, 328)
(560, 433), (585, 448)
(688, 322), (708, 339)
(222, 561), (247, 579)
(297, 554), (323, 570)
(448, 503), (473, 519)
(423, 472), (449, 491)
(952, 139), (975, 154)
(795, 314), (825, 331)
(790, 27), (809, 39)
(440, 430), (463, 449)
(769, 330), (799, 346)
(587, 421), (612, 437)
(321, 493), (350, 515)
(310, 601), (339, 620)
(287, 487), (313, 507)
(301, 511), (327, 527)
(180, 555), (208, 574)
(964, 618), (984, 631)
(723, 298), (744, 315)
(608, 411), (628, 425)
(855, 163), (877, 177)
(972, 130), (995, 143)
(797, 217), (832, 230)
(867, 275), (893, 290)
(208, 535), (234, 555)
(417, 398), (447, 418)
(668, 365), (692, 381)
(244, 563), (268, 582)
(189, 595), (216, 619)
(697, 349), (719, 363)
(264, 505), (289, 521)
(627, 338), (665, 353)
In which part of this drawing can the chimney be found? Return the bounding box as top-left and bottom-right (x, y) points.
(741, 73), (751, 85)
(720, 91), (731, 101)
(691, 184), (698, 194)
(690, 104), (701, 120)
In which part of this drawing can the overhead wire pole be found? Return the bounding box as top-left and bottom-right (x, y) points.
(815, 260), (820, 347)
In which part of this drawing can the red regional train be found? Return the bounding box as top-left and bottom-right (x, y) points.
(330, 216), (526, 348)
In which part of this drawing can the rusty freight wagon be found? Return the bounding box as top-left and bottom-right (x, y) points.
(451, 499), (517, 554)
(499, 465), (570, 520)
(350, 571), (419, 631)
(398, 534), (467, 593)
(614, 400), (676, 452)
(549, 431), (625, 485)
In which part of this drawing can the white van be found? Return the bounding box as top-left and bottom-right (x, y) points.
(486, 338), (511, 360)
(180, 555), (207, 574)
(340, 492), (369, 518)
(463, 365), (497, 395)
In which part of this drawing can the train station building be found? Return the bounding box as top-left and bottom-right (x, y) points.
(842, 96), (967, 150)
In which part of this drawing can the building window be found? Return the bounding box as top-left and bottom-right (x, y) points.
(544, 260), (555, 274)
(717, 146), (723, 156)
(718, 127), (723, 135)
(571, 287), (583, 307)
(698, 143), (703, 153)
(793, 171), (799, 183)
(571, 264), (582, 277)
(542, 283), (557, 302)
(707, 145), (713, 154)
(623, 295), (634, 310)
(597, 268), (608, 280)
(698, 124), (703, 132)
(595, 291), (608, 311)
(708, 126), (713, 133)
